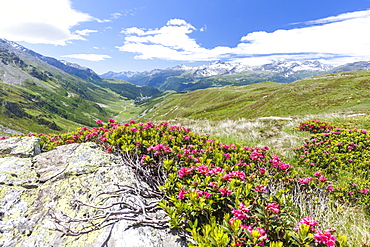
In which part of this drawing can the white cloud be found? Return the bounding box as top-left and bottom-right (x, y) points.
(111, 13), (123, 19)
(305, 9), (370, 25)
(75, 29), (98, 36)
(118, 18), (228, 61)
(0, 0), (94, 45)
(62, 54), (112, 61)
(118, 10), (370, 65)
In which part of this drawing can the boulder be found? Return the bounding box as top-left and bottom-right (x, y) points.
(0, 137), (186, 247)
(0, 136), (40, 157)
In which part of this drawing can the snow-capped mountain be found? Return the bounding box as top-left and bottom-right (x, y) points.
(101, 59), (370, 91)
(102, 60), (337, 81)
(260, 60), (333, 75)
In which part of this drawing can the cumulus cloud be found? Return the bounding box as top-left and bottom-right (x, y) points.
(62, 54), (112, 61)
(118, 18), (231, 61)
(118, 9), (370, 65)
(0, 0), (94, 45)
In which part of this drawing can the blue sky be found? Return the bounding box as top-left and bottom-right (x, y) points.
(1, 0), (370, 74)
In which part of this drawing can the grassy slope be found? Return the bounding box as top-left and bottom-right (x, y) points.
(139, 71), (370, 121)
(0, 71), (133, 134)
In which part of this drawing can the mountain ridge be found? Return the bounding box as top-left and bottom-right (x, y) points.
(0, 38), (102, 83)
(101, 60), (370, 91)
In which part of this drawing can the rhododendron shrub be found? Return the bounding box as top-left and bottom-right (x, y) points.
(297, 120), (336, 134)
(295, 123), (370, 209)
(14, 119), (347, 246)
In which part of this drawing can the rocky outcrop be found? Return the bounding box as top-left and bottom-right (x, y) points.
(0, 137), (186, 247)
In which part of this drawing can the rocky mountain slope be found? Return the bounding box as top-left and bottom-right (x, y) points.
(102, 60), (370, 91)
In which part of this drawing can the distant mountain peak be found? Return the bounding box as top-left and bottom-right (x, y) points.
(100, 59), (370, 91)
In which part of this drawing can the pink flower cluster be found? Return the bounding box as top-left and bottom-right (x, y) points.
(147, 143), (172, 155)
(219, 186), (233, 196)
(254, 184), (267, 193)
(298, 177), (313, 185)
(195, 189), (213, 199)
(294, 216), (318, 231)
(265, 202), (280, 214)
(178, 167), (195, 177)
(178, 165), (225, 178)
(221, 170), (246, 181)
(294, 217), (338, 246)
(314, 229), (337, 247)
(269, 155), (292, 170)
(314, 171), (328, 182)
(231, 203), (251, 222)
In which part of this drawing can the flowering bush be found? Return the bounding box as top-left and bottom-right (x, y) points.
(4, 119), (348, 246)
(295, 122), (370, 209)
(297, 120), (338, 134)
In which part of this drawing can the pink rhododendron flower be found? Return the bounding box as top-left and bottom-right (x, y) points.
(266, 202), (280, 214)
(361, 188), (369, 194)
(209, 166), (224, 175)
(314, 171), (322, 177)
(223, 153), (231, 159)
(250, 151), (265, 161)
(140, 155), (147, 164)
(261, 145), (269, 151)
(178, 167), (194, 177)
(196, 164), (209, 175)
(219, 187), (232, 196)
(232, 209), (250, 220)
(254, 185), (267, 192)
(318, 176), (328, 182)
(259, 168), (266, 174)
(203, 192), (213, 199)
(238, 202), (249, 212)
(294, 216), (319, 231)
(327, 186), (334, 192)
(208, 182), (217, 187)
(314, 229), (336, 247)
(178, 189), (187, 199)
(96, 119), (103, 125)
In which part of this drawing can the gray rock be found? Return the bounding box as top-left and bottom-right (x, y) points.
(0, 136), (41, 157)
(0, 140), (187, 247)
(0, 156), (36, 186)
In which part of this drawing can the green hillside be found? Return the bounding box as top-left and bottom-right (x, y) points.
(139, 70), (370, 121)
(0, 47), (132, 134)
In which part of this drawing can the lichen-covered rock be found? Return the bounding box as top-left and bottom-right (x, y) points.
(0, 139), (186, 247)
(0, 156), (37, 186)
(33, 142), (112, 182)
(0, 136), (40, 157)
